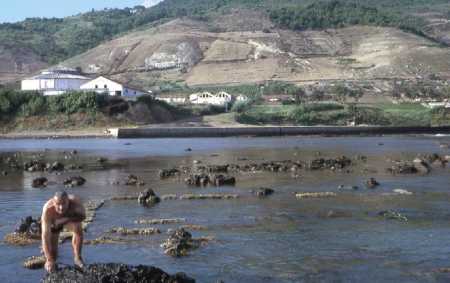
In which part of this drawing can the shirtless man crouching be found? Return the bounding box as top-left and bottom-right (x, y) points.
(41, 191), (86, 272)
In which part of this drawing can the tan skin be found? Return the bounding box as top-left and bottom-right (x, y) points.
(41, 194), (86, 272)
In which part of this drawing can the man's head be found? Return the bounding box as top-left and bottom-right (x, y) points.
(53, 191), (69, 215)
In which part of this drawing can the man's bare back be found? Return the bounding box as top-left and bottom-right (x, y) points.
(41, 191), (86, 272)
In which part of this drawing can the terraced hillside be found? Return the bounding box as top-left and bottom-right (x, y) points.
(58, 15), (450, 89)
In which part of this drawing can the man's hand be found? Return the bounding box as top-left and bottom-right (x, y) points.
(54, 217), (70, 227)
(45, 260), (56, 273)
(74, 257), (84, 269)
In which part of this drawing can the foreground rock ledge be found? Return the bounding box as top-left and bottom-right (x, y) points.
(42, 263), (195, 283)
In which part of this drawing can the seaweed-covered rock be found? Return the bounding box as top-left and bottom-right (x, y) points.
(161, 228), (196, 257)
(15, 216), (41, 235)
(47, 161), (64, 172)
(63, 176), (86, 187)
(138, 189), (161, 206)
(24, 160), (46, 172)
(23, 255), (46, 269)
(42, 263), (195, 283)
(32, 177), (48, 188)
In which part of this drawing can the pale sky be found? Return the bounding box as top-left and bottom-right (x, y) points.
(0, 0), (164, 23)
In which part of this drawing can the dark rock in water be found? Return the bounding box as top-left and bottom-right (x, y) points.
(32, 177), (48, 188)
(210, 174), (236, 186)
(1, 171), (7, 176)
(138, 189), (161, 206)
(252, 187), (274, 197)
(185, 148), (192, 152)
(366, 178), (380, 189)
(125, 174), (145, 186)
(64, 176), (86, 187)
(42, 263), (195, 283)
(23, 255), (46, 269)
(14, 216), (41, 235)
(159, 168), (180, 178)
(97, 157), (108, 163)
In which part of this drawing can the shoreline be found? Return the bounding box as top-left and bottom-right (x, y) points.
(1, 125), (450, 139)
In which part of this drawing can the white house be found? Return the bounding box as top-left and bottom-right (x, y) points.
(80, 76), (148, 99)
(21, 67), (91, 95)
(189, 91), (233, 105)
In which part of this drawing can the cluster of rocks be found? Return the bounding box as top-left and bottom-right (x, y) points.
(387, 154), (448, 175)
(138, 189), (161, 206)
(159, 168), (181, 178)
(177, 194), (239, 200)
(42, 263), (195, 283)
(161, 228), (210, 257)
(184, 173), (236, 187)
(4, 216), (41, 246)
(366, 178), (380, 189)
(23, 255), (46, 270)
(125, 174), (145, 186)
(23, 160), (64, 172)
(308, 156), (352, 170)
(296, 192), (337, 199)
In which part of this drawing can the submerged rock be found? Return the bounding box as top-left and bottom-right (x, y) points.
(5, 216), (41, 245)
(42, 263), (195, 283)
(32, 177), (48, 188)
(109, 227), (161, 236)
(387, 163), (418, 174)
(413, 158), (430, 174)
(63, 176), (86, 187)
(210, 174), (236, 186)
(138, 189), (161, 206)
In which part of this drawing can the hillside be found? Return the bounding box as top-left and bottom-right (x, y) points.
(57, 15), (450, 91)
(2, 0), (450, 84)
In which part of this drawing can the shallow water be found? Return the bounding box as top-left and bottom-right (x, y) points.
(0, 136), (450, 283)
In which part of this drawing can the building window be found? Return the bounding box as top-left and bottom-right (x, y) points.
(95, 85), (98, 89)
(115, 91), (122, 96)
(104, 84), (107, 89)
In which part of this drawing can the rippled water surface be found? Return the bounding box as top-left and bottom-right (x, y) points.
(0, 136), (450, 283)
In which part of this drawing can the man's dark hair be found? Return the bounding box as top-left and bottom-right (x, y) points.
(54, 191), (68, 199)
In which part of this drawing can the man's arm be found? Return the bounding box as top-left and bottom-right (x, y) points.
(55, 200), (86, 226)
(41, 209), (55, 264)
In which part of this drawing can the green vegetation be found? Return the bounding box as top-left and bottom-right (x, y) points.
(0, 90), (109, 119)
(270, 1), (423, 34)
(234, 102), (450, 126)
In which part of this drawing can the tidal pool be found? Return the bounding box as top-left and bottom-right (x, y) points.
(0, 135), (449, 283)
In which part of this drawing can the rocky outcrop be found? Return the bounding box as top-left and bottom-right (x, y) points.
(42, 263), (195, 283)
(135, 218), (186, 225)
(138, 189), (161, 206)
(161, 228), (210, 257)
(378, 210), (408, 222)
(308, 156), (352, 170)
(159, 168), (180, 178)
